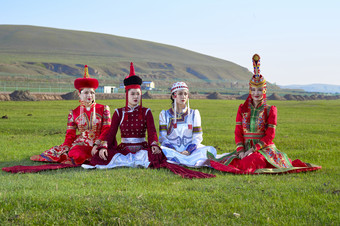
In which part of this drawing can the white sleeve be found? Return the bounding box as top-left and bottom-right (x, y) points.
(192, 109), (203, 145)
(158, 110), (169, 145)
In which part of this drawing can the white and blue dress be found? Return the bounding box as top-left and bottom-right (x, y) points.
(159, 107), (217, 167)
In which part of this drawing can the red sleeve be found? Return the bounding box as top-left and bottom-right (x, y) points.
(255, 106), (277, 151)
(145, 109), (160, 147)
(97, 105), (111, 141)
(105, 109), (120, 150)
(234, 104), (245, 152)
(62, 110), (77, 147)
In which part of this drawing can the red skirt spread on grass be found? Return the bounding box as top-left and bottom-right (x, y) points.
(2, 164), (78, 174)
(3, 147), (80, 174)
(208, 151), (321, 174)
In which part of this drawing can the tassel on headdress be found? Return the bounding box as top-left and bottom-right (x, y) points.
(170, 82), (191, 129)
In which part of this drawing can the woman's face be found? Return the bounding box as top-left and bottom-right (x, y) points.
(79, 88), (95, 104)
(250, 87), (263, 102)
(128, 88), (141, 107)
(173, 89), (189, 106)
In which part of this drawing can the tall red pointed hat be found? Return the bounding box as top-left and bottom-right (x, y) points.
(74, 65), (99, 91)
(124, 62), (142, 90)
(122, 62), (144, 120)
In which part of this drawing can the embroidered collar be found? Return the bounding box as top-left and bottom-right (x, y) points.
(251, 100), (264, 109)
(127, 104), (140, 112)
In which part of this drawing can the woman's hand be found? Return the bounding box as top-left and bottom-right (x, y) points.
(238, 148), (255, 159)
(181, 150), (190, 156)
(244, 148), (254, 157)
(91, 145), (98, 156)
(99, 148), (108, 160)
(151, 146), (161, 154)
(238, 151), (246, 159)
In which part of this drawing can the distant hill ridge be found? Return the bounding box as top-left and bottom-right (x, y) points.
(0, 25), (253, 88)
(280, 84), (340, 94)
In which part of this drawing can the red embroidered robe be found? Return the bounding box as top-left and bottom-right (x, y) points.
(90, 106), (160, 166)
(31, 104), (111, 164)
(208, 103), (321, 174)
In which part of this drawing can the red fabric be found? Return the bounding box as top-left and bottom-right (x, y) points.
(129, 62), (135, 76)
(62, 104), (111, 147)
(160, 162), (215, 179)
(97, 106), (111, 141)
(30, 104), (110, 166)
(210, 161), (246, 174)
(74, 77), (99, 91)
(257, 106), (277, 150)
(2, 164), (78, 174)
(119, 107), (157, 144)
(90, 107), (161, 166)
(125, 84), (141, 90)
(230, 152), (273, 173)
(291, 159), (310, 167)
(74, 65), (98, 91)
(30, 151), (70, 163)
(210, 153), (322, 175)
(124, 88), (143, 122)
(68, 146), (92, 165)
(62, 108), (77, 147)
(235, 104), (277, 152)
(60, 104), (110, 164)
(235, 104), (245, 152)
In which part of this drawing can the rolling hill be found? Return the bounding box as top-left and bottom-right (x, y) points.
(0, 25), (257, 90)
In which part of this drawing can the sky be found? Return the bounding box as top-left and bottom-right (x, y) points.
(1, 0), (339, 85)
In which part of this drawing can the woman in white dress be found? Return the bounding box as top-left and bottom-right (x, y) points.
(159, 82), (217, 167)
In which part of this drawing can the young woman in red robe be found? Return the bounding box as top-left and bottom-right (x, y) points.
(30, 65), (111, 165)
(208, 54), (321, 174)
(84, 63), (215, 179)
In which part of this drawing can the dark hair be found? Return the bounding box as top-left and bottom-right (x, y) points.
(170, 92), (176, 104)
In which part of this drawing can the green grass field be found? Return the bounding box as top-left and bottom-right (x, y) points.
(0, 99), (339, 225)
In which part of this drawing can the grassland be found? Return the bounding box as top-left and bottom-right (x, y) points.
(0, 99), (339, 225)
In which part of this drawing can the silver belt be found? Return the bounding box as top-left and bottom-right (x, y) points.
(121, 137), (146, 144)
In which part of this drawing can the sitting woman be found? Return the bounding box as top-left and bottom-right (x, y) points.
(30, 65), (111, 165)
(83, 63), (214, 179)
(159, 82), (217, 167)
(208, 54), (321, 174)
